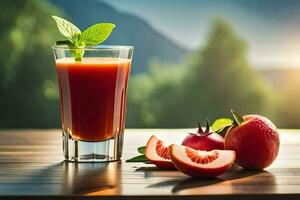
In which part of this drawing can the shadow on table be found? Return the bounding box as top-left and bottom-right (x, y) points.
(135, 166), (178, 179)
(136, 166), (178, 172)
(143, 165), (276, 193)
(21, 161), (121, 195)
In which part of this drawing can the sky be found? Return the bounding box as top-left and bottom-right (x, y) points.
(101, 0), (300, 68)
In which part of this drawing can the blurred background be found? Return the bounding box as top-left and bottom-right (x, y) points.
(1, 0), (300, 128)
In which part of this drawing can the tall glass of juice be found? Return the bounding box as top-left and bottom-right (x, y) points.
(52, 45), (134, 162)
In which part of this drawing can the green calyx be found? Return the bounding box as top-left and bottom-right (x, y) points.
(231, 109), (245, 126)
(52, 15), (115, 61)
(189, 119), (211, 137)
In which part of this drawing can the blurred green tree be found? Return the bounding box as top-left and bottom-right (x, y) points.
(0, 0), (62, 128)
(126, 18), (279, 128)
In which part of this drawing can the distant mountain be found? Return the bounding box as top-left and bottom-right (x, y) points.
(48, 0), (188, 74)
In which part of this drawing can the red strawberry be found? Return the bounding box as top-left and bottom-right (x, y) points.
(225, 111), (280, 170)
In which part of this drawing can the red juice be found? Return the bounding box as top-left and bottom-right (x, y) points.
(55, 58), (131, 142)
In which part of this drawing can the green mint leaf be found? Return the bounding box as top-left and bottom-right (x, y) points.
(56, 40), (72, 45)
(137, 146), (146, 154)
(80, 23), (115, 46)
(231, 110), (244, 125)
(52, 15), (81, 42)
(211, 118), (233, 132)
(126, 155), (147, 162)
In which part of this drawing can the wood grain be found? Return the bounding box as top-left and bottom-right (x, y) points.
(0, 129), (298, 199)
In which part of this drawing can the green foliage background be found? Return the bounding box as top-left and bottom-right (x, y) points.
(0, 0), (293, 129)
(127, 19), (278, 127)
(0, 0), (62, 128)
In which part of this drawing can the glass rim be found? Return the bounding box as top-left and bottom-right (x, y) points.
(52, 44), (134, 51)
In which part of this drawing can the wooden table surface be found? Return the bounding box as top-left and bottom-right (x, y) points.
(0, 129), (299, 200)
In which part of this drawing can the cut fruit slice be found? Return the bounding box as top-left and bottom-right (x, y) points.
(145, 135), (175, 168)
(170, 144), (235, 177)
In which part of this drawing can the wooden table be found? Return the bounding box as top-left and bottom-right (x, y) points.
(0, 129), (299, 200)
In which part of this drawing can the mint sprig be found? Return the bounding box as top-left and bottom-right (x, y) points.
(52, 15), (115, 61)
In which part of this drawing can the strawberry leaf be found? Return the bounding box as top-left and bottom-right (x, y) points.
(137, 146), (146, 154)
(216, 125), (232, 137)
(126, 155), (147, 162)
(211, 118), (233, 132)
(231, 110), (244, 125)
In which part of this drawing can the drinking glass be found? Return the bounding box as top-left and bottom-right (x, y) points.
(52, 45), (134, 162)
